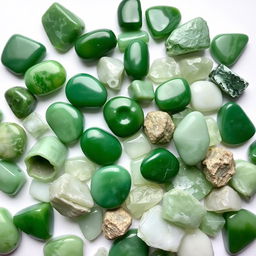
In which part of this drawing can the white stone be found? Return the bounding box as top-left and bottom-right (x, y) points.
(29, 179), (50, 202)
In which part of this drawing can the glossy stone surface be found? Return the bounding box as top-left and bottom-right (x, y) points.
(80, 127), (122, 165)
(5, 86), (37, 119)
(249, 141), (256, 164)
(1, 34), (46, 75)
(155, 78), (191, 113)
(166, 17), (210, 56)
(146, 6), (181, 39)
(103, 96), (144, 138)
(91, 165), (131, 208)
(217, 102), (255, 145)
(14, 203), (53, 240)
(42, 3), (84, 52)
(205, 117), (222, 146)
(128, 80), (154, 102)
(75, 29), (117, 60)
(25, 60), (66, 96)
(0, 122), (27, 160)
(46, 102), (84, 144)
(210, 33), (249, 66)
(29, 180), (50, 202)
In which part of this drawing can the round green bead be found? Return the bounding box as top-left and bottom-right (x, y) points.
(249, 141), (256, 164)
(80, 127), (122, 165)
(103, 96), (144, 137)
(91, 165), (131, 208)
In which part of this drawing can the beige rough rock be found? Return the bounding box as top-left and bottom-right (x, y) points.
(202, 147), (235, 187)
(144, 111), (175, 144)
(103, 208), (132, 240)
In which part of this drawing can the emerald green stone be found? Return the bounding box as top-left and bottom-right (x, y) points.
(1, 34), (46, 75)
(14, 202), (54, 241)
(146, 6), (181, 39)
(155, 78), (191, 113)
(42, 3), (84, 52)
(25, 60), (66, 96)
(141, 148), (179, 183)
(75, 29), (117, 60)
(46, 102), (84, 144)
(117, 0), (142, 30)
(124, 40), (149, 79)
(103, 96), (144, 137)
(217, 102), (255, 145)
(0, 160), (26, 196)
(80, 127), (122, 165)
(128, 80), (154, 102)
(44, 235), (83, 256)
(248, 141), (256, 164)
(210, 34), (248, 66)
(65, 73), (107, 107)
(109, 229), (149, 256)
(151, 249), (175, 256)
(223, 209), (256, 254)
(91, 165), (131, 208)
(5, 86), (37, 119)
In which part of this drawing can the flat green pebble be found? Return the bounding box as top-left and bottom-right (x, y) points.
(91, 165), (131, 209)
(128, 80), (154, 102)
(248, 141), (256, 164)
(151, 249), (175, 256)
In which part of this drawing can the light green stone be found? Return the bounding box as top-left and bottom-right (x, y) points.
(205, 117), (222, 146)
(29, 180), (50, 202)
(128, 80), (154, 102)
(94, 247), (108, 256)
(172, 108), (193, 127)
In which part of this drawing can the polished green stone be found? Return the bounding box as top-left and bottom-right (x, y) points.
(46, 102), (84, 144)
(0, 160), (26, 196)
(80, 127), (122, 165)
(141, 148), (179, 183)
(155, 78), (191, 113)
(5, 86), (37, 119)
(118, 0), (142, 30)
(124, 40), (149, 79)
(75, 29), (117, 60)
(103, 96), (144, 137)
(14, 202), (53, 241)
(151, 249), (175, 256)
(91, 165), (131, 208)
(65, 73), (107, 107)
(42, 3), (84, 52)
(210, 33), (248, 66)
(109, 229), (149, 256)
(223, 209), (256, 254)
(249, 141), (256, 164)
(25, 60), (66, 96)
(146, 6), (181, 39)
(217, 102), (255, 145)
(128, 80), (154, 102)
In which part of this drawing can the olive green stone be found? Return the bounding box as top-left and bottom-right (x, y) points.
(5, 86), (37, 119)
(25, 60), (66, 96)
(128, 80), (154, 102)
(249, 141), (256, 164)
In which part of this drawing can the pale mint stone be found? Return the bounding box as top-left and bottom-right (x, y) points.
(128, 80), (154, 102)
(94, 247), (108, 256)
(172, 108), (193, 127)
(29, 179), (50, 202)
(205, 117), (221, 146)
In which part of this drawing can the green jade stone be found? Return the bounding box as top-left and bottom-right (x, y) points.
(25, 60), (66, 96)
(205, 117), (222, 146)
(91, 165), (131, 209)
(210, 33), (249, 66)
(146, 6), (181, 39)
(42, 2), (84, 52)
(1, 34), (46, 75)
(14, 202), (54, 241)
(248, 141), (256, 164)
(46, 102), (84, 144)
(128, 80), (154, 102)
(103, 96), (144, 138)
(65, 73), (107, 107)
(217, 102), (255, 145)
(151, 249), (175, 256)
(141, 148), (179, 183)
(109, 229), (149, 256)
(5, 86), (37, 119)
(80, 127), (122, 165)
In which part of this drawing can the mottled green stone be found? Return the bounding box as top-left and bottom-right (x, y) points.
(248, 141), (256, 164)
(128, 80), (154, 102)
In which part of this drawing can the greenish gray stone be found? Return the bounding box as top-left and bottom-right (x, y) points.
(205, 117), (222, 146)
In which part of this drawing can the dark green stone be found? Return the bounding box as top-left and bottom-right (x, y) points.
(248, 141), (256, 164)
(151, 249), (175, 256)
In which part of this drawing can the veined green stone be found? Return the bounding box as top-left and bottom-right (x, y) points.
(128, 80), (154, 102)
(146, 6), (181, 39)
(42, 3), (84, 52)
(217, 102), (255, 145)
(210, 33), (249, 66)
(1, 34), (46, 75)
(151, 249), (175, 256)
(248, 141), (256, 164)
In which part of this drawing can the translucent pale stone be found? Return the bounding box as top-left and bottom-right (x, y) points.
(94, 247), (108, 256)
(205, 117), (221, 146)
(123, 132), (151, 159)
(172, 108), (193, 127)
(138, 205), (185, 252)
(97, 57), (124, 91)
(29, 179), (50, 202)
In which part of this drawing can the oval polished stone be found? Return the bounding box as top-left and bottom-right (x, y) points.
(91, 165), (131, 208)
(75, 29), (117, 60)
(103, 96), (144, 137)
(124, 40), (149, 79)
(46, 102), (84, 144)
(141, 148), (179, 183)
(66, 73), (107, 107)
(248, 141), (256, 164)
(25, 60), (66, 96)
(80, 127), (122, 165)
(155, 78), (191, 113)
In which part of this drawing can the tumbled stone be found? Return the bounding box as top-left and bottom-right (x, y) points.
(128, 80), (154, 102)
(172, 108), (193, 127)
(29, 179), (50, 202)
(205, 117), (222, 146)
(94, 247), (108, 256)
